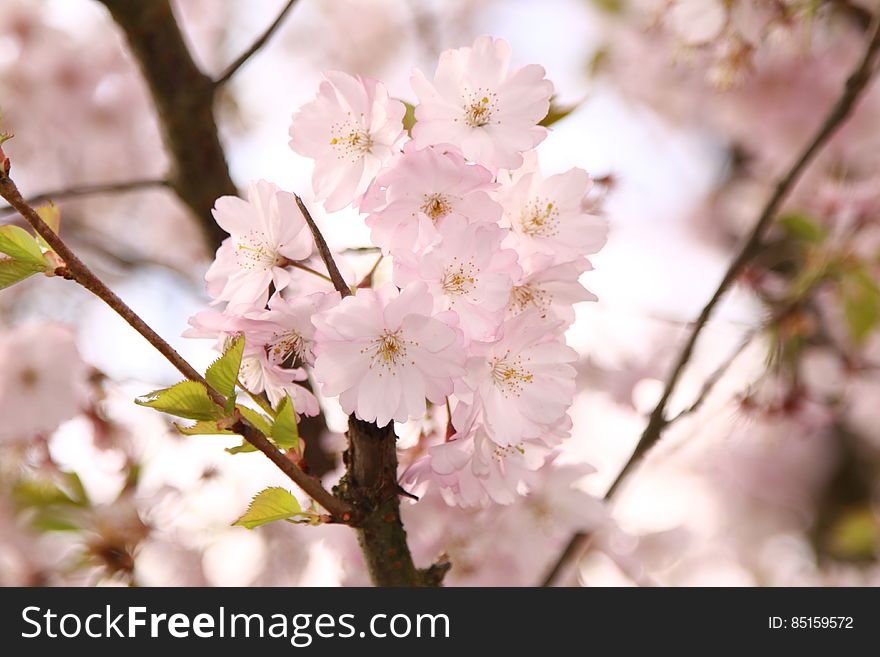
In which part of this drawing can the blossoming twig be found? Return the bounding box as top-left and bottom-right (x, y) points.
(0, 167), (352, 521)
(540, 16), (880, 587)
(293, 194), (351, 297)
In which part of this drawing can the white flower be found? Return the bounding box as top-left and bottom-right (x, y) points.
(205, 180), (313, 311)
(410, 36), (553, 169)
(289, 71), (406, 211)
(312, 282), (466, 427)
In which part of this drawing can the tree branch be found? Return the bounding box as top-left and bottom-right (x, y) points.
(0, 178), (169, 219)
(0, 168), (351, 521)
(214, 0), (300, 87)
(97, 0), (236, 250)
(540, 18), (880, 587)
(294, 195), (435, 586)
(294, 195), (352, 297)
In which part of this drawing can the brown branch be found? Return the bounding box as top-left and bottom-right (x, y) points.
(214, 0), (300, 87)
(540, 18), (880, 587)
(294, 194), (434, 586)
(97, 0), (236, 250)
(294, 195), (352, 297)
(0, 168), (351, 521)
(0, 178), (169, 218)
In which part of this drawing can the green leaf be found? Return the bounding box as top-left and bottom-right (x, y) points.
(13, 478), (81, 508)
(271, 394), (299, 450)
(540, 96), (581, 127)
(0, 224), (50, 267)
(0, 257), (45, 290)
(34, 202), (61, 252)
(31, 510), (81, 532)
(175, 420), (234, 436)
(233, 487), (302, 529)
(779, 213), (825, 244)
(206, 335), (244, 403)
(842, 265), (880, 345)
(136, 380), (223, 421)
(225, 440), (257, 454)
(237, 404), (273, 438)
(402, 101), (416, 136)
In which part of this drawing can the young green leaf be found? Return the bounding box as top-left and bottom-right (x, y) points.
(271, 394), (299, 450)
(175, 420), (235, 436)
(842, 265), (880, 345)
(540, 96), (581, 127)
(401, 100), (416, 136)
(34, 202), (61, 252)
(0, 258), (46, 290)
(0, 225), (51, 267)
(233, 487), (302, 529)
(206, 334), (245, 402)
(136, 380), (223, 421)
(236, 404), (273, 438)
(225, 440), (257, 455)
(779, 213), (826, 244)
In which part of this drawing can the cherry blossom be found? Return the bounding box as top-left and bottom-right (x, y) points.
(205, 180), (313, 310)
(498, 161), (608, 261)
(361, 143), (500, 253)
(312, 282), (466, 427)
(462, 310), (577, 446)
(238, 350), (320, 416)
(0, 323), (90, 442)
(393, 216), (520, 342)
(410, 36), (553, 169)
(289, 71), (407, 211)
(508, 253), (597, 327)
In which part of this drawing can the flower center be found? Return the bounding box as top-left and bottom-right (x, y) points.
(236, 231), (286, 271)
(519, 198), (559, 238)
(491, 443), (526, 461)
(461, 89), (498, 128)
(268, 330), (308, 368)
(420, 193), (452, 222)
(509, 284), (549, 314)
(363, 330), (412, 374)
(329, 119), (374, 161)
(489, 353), (533, 397)
(441, 257), (478, 300)
(18, 366), (39, 389)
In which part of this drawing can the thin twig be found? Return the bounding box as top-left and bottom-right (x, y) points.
(214, 0), (300, 87)
(357, 254), (384, 288)
(288, 260), (334, 285)
(667, 330), (757, 424)
(0, 168), (351, 521)
(0, 178), (169, 218)
(540, 19), (880, 587)
(294, 195), (351, 297)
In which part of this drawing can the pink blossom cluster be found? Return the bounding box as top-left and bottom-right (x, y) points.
(189, 36), (607, 507)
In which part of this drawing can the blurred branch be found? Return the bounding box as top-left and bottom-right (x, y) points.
(666, 330), (757, 424)
(96, 0), (236, 250)
(214, 0), (300, 87)
(0, 168), (351, 521)
(540, 18), (880, 587)
(0, 178), (169, 219)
